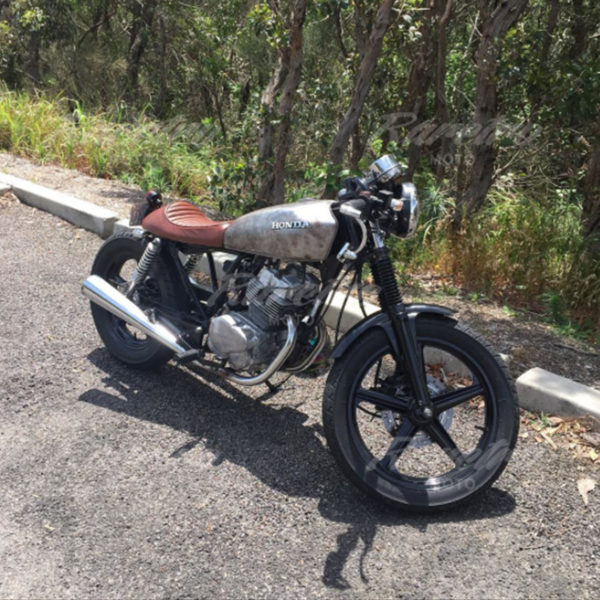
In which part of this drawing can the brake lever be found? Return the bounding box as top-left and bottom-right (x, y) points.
(375, 189), (393, 206)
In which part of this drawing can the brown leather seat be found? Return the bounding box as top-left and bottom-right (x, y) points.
(142, 201), (231, 247)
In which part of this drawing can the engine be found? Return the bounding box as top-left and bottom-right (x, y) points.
(207, 265), (320, 371)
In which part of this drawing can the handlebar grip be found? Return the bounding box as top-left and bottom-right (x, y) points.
(342, 198), (369, 215)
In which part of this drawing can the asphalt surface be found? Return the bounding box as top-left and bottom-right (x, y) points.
(1, 197), (599, 599)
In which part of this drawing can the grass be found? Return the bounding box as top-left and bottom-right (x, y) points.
(0, 88), (216, 204)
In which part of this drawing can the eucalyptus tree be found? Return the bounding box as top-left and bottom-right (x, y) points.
(460, 0), (529, 221)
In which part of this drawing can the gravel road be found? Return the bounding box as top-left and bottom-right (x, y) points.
(1, 195), (599, 599)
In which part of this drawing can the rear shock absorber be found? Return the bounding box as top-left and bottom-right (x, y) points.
(126, 238), (162, 297)
(370, 248), (402, 309)
(184, 254), (198, 274)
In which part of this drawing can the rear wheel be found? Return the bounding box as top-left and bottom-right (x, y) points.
(323, 317), (519, 511)
(90, 231), (176, 369)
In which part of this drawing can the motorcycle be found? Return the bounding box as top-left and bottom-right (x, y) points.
(82, 154), (518, 511)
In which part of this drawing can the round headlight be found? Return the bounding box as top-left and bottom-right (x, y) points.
(403, 182), (419, 238)
(389, 182), (419, 238)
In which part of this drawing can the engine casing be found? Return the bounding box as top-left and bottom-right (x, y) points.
(208, 312), (281, 371)
(207, 265), (320, 371)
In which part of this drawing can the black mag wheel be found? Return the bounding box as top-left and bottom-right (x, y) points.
(90, 230), (176, 369)
(323, 317), (519, 511)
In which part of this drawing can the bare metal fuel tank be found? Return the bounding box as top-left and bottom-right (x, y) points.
(223, 200), (338, 262)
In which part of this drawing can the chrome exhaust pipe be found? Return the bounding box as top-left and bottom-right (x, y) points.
(83, 275), (296, 386)
(82, 275), (188, 355)
(220, 314), (297, 386)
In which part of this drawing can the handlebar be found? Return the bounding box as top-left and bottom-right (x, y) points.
(337, 176), (369, 201)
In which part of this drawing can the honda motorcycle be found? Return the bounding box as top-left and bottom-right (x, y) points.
(82, 154), (518, 511)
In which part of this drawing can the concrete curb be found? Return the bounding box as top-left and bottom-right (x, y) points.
(7, 178), (599, 419)
(0, 173), (118, 238)
(516, 368), (600, 421)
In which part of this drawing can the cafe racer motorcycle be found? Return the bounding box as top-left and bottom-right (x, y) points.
(82, 155), (518, 511)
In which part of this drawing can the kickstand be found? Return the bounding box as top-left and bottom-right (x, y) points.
(264, 373), (293, 394)
(264, 379), (279, 393)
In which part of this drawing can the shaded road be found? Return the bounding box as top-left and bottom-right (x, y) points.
(0, 196), (598, 598)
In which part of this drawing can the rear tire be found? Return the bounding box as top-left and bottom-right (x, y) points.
(323, 317), (519, 511)
(90, 231), (176, 369)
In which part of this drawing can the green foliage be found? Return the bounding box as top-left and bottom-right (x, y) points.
(208, 155), (262, 216)
(425, 183), (600, 336)
(0, 88), (215, 204)
(461, 187), (580, 294)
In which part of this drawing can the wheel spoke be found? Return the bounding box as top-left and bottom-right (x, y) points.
(425, 420), (466, 467)
(378, 418), (418, 471)
(374, 357), (383, 385)
(432, 383), (484, 412)
(356, 388), (409, 413)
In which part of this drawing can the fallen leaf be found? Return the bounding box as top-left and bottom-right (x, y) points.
(540, 430), (557, 449)
(581, 432), (600, 447)
(590, 449), (599, 462)
(577, 477), (597, 506)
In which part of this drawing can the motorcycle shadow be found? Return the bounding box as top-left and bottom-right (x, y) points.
(80, 348), (516, 590)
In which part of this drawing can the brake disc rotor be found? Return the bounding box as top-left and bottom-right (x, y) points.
(381, 376), (454, 448)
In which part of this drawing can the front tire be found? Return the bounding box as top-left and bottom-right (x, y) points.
(90, 230), (176, 369)
(323, 317), (519, 511)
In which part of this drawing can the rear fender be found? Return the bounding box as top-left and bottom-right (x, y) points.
(329, 304), (455, 360)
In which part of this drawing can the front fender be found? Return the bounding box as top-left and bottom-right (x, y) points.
(329, 304), (455, 360)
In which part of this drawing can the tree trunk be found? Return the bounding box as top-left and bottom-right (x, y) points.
(126, 0), (158, 97)
(461, 0), (528, 220)
(582, 119), (600, 245)
(257, 52), (289, 170)
(451, 11), (479, 202)
(540, 0), (559, 65)
(238, 80), (251, 118)
(153, 14), (169, 118)
(350, 123), (363, 171)
(433, 0), (453, 182)
(258, 0), (307, 205)
(583, 145), (600, 242)
(213, 91), (228, 143)
(524, 0), (559, 128)
(328, 0), (396, 168)
(25, 30), (42, 86)
(399, 1), (436, 180)
(569, 0), (586, 61)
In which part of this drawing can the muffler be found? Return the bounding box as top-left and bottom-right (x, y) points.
(82, 275), (188, 355)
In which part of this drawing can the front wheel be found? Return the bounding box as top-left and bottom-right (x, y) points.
(323, 317), (519, 511)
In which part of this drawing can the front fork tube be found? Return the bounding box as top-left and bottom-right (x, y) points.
(388, 308), (431, 413)
(370, 245), (431, 412)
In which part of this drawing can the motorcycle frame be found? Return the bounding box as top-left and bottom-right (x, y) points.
(147, 215), (452, 411)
